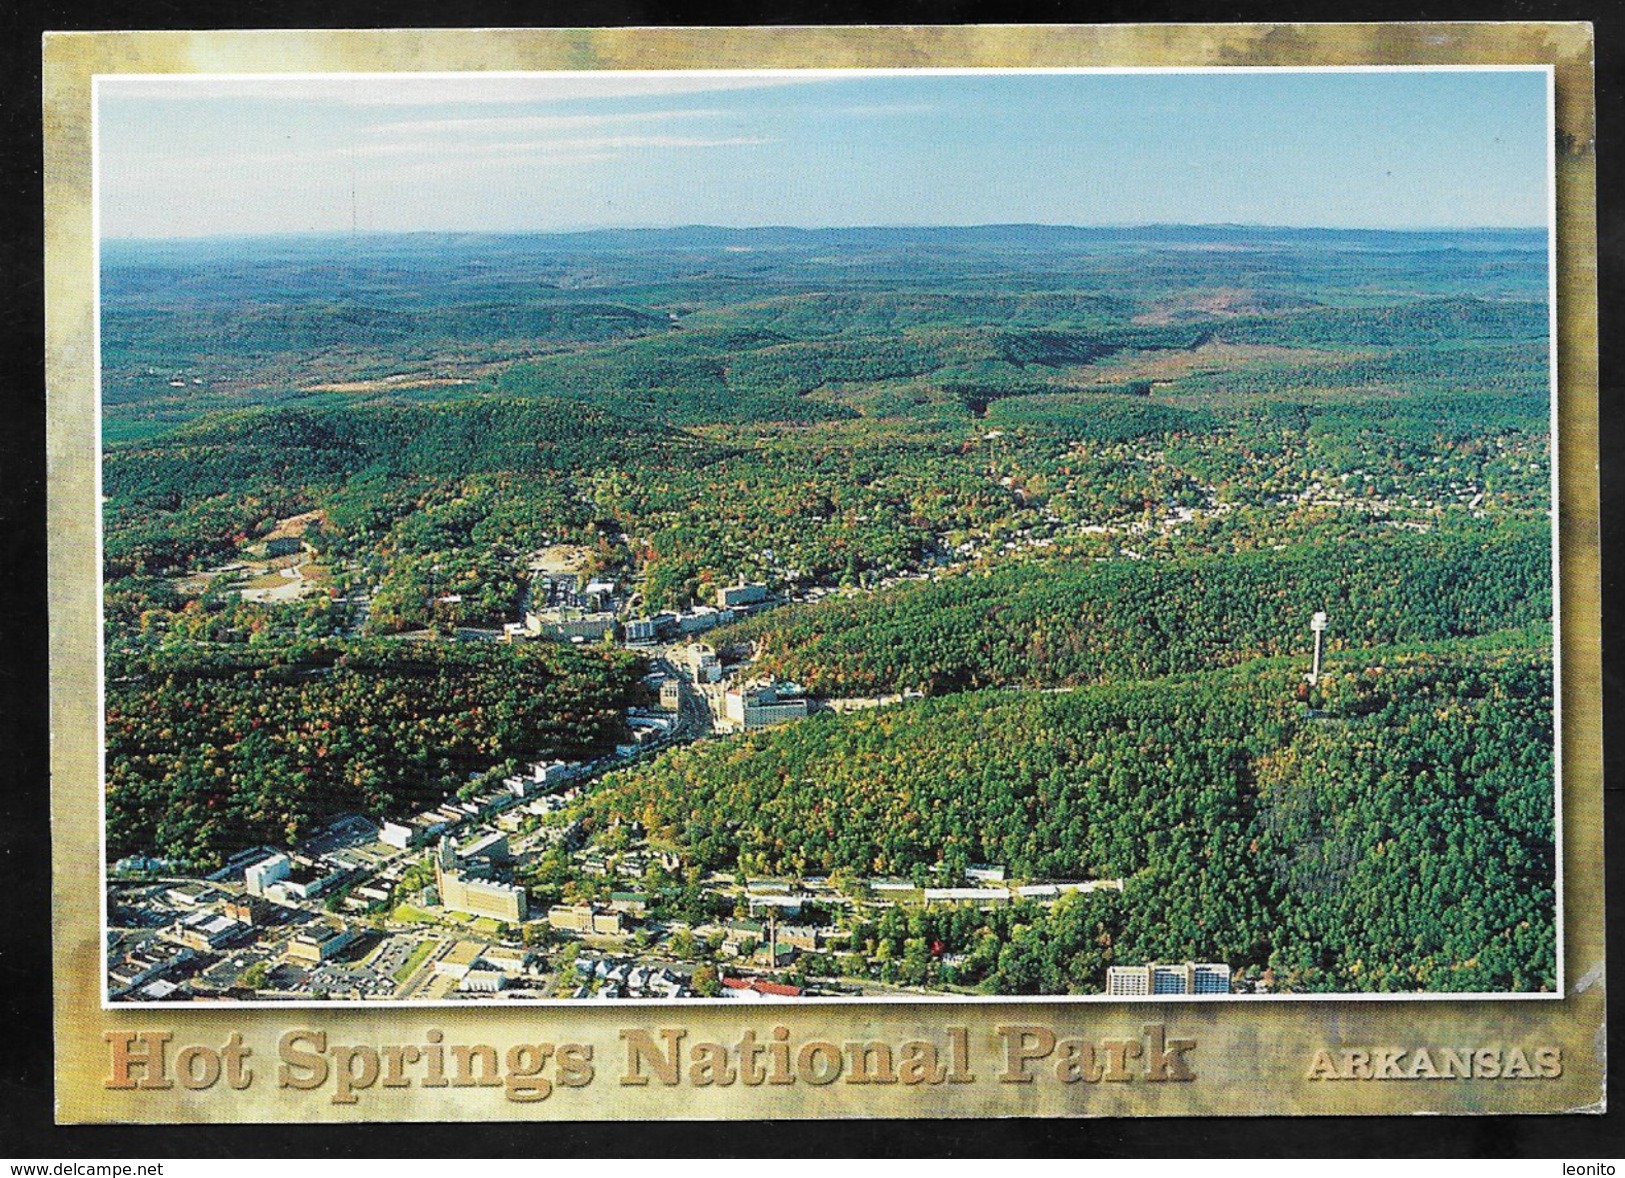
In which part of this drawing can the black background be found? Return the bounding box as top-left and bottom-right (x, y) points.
(2, 0), (1619, 1158)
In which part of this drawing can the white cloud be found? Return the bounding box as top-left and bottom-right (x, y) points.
(368, 109), (724, 136)
(104, 133), (773, 175)
(97, 72), (835, 106)
(837, 102), (937, 117)
(354, 134), (773, 159)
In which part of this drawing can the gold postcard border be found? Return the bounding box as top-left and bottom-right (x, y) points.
(46, 23), (1601, 1123)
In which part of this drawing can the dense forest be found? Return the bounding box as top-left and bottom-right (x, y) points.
(728, 521), (1551, 695)
(102, 398), (724, 579)
(106, 640), (646, 867)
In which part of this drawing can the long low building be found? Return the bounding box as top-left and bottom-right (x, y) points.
(286, 924), (360, 964)
(746, 892), (809, 913)
(722, 681), (809, 731)
(439, 871), (526, 922)
(525, 608), (615, 642)
(547, 904), (625, 936)
(922, 887), (1012, 906)
(1014, 879), (1123, 899)
(166, 909), (250, 951)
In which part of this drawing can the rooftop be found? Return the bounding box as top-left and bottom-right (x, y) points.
(442, 940), (486, 968)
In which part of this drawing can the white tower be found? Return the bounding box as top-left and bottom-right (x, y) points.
(1307, 611), (1328, 685)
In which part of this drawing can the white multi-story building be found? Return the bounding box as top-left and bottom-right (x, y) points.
(1105, 962), (1232, 996)
(379, 821), (418, 850)
(721, 681), (810, 731)
(243, 853), (291, 897)
(525, 607), (616, 642)
(677, 605), (736, 634)
(624, 617), (659, 643)
(716, 581), (769, 609)
(685, 643), (722, 684)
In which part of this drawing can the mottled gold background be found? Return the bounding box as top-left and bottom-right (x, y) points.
(45, 23), (1601, 1122)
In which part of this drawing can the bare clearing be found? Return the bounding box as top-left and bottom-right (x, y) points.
(527, 545), (596, 575)
(301, 375), (476, 394)
(262, 509), (325, 542)
(1063, 341), (1366, 387)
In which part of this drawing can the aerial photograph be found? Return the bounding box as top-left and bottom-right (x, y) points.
(97, 68), (1557, 1003)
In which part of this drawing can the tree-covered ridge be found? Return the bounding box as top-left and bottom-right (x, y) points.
(678, 289), (1131, 337)
(729, 521), (1551, 695)
(111, 396), (714, 496)
(105, 640), (646, 869)
(588, 434), (1022, 610)
(980, 393), (1216, 438)
(105, 299), (672, 359)
(102, 398), (724, 577)
(1258, 658), (1555, 992)
(101, 386), (1552, 633)
(100, 226), (1549, 438)
(1163, 342), (1550, 401)
(101, 227), (1553, 603)
(493, 297), (1545, 428)
(583, 638), (1554, 993)
(1203, 296), (1548, 348)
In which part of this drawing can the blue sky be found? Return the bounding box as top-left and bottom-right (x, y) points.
(97, 69), (1551, 238)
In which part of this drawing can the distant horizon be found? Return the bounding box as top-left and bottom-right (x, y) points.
(100, 220), (1552, 247)
(97, 71), (1551, 239)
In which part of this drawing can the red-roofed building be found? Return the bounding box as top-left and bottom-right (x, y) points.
(721, 976), (801, 998)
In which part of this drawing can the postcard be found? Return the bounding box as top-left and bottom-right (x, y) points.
(44, 23), (1602, 1121)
